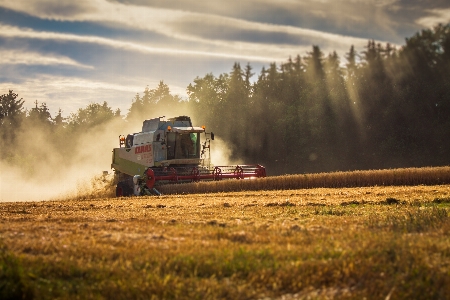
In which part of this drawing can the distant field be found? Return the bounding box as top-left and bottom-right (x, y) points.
(159, 166), (450, 195)
(1, 184), (449, 299)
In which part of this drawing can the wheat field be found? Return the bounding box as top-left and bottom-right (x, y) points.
(158, 166), (450, 195)
(1, 181), (450, 299)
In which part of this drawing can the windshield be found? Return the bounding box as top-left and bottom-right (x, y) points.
(167, 132), (200, 159)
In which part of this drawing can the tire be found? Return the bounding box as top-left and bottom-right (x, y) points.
(116, 181), (133, 197)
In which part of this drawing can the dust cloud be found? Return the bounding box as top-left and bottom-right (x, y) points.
(0, 117), (138, 202)
(208, 137), (243, 167)
(0, 109), (238, 202)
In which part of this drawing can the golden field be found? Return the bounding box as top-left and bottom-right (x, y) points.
(159, 166), (450, 195)
(1, 183), (450, 299)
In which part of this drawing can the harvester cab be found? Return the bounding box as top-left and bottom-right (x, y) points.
(112, 115), (265, 196)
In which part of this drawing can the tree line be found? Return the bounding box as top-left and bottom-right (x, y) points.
(1, 24), (449, 175)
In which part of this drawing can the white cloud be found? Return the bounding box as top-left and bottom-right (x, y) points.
(0, 22), (376, 68)
(0, 0), (392, 60)
(416, 8), (450, 28)
(0, 49), (93, 68)
(0, 23), (283, 62)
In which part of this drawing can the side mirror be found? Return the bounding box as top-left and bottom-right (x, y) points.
(211, 132), (215, 140)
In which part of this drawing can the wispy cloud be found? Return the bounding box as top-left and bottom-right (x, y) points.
(0, 0), (389, 60)
(0, 49), (93, 68)
(0, 23), (287, 62)
(416, 8), (450, 28)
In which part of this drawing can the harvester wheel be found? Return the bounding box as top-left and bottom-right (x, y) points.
(116, 181), (133, 197)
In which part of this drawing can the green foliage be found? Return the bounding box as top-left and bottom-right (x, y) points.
(0, 90), (25, 127)
(67, 101), (116, 129)
(27, 101), (52, 126)
(128, 81), (184, 121)
(368, 207), (448, 233)
(0, 244), (33, 300)
(0, 90), (25, 151)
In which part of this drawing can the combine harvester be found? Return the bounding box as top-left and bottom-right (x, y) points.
(111, 116), (266, 196)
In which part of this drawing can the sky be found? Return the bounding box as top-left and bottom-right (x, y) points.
(1, 0), (449, 117)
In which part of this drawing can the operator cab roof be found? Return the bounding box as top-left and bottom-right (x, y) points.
(142, 116), (193, 132)
(171, 127), (205, 133)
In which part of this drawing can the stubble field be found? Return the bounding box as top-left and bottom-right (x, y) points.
(1, 183), (450, 299)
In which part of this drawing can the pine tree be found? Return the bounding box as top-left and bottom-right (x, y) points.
(0, 90), (25, 127)
(53, 109), (66, 127)
(28, 100), (52, 125)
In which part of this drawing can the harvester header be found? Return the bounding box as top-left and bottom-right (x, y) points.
(111, 116), (266, 196)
